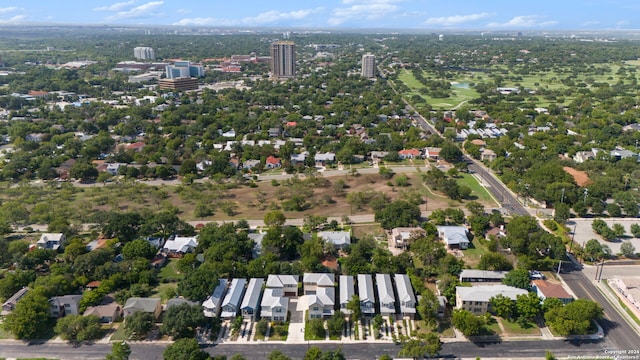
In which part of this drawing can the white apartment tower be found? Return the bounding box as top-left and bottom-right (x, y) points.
(361, 53), (375, 78)
(270, 41), (296, 78)
(134, 47), (155, 60)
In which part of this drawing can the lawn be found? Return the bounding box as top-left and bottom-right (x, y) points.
(158, 258), (183, 282)
(456, 173), (497, 205)
(151, 282), (178, 301)
(498, 318), (541, 336)
(110, 323), (128, 341)
(398, 69), (480, 109)
(268, 323), (289, 341)
(0, 326), (13, 340)
(462, 237), (490, 268)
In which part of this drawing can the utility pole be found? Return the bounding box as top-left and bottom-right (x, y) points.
(583, 188), (589, 204)
(561, 188), (565, 203)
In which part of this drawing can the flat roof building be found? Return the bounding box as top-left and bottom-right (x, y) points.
(271, 41), (296, 78)
(158, 77), (199, 91)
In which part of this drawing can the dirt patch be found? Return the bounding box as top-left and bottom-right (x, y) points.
(563, 167), (591, 187)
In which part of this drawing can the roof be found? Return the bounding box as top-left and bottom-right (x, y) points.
(241, 278), (265, 310)
(531, 280), (572, 299)
(437, 226), (470, 245)
(261, 288), (289, 309)
(123, 297), (160, 313)
(163, 236), (198, 253)
(83, 303), (120, 317)
(2, 287), (29, 307)
(202, 279), (228, 310)
(339, 275), (355, 305)
(303, 273), (335, 287)
(266, 274), (299, 288)
(357, 274), (375, 303)
(376, 274), (395, 304)
(165, 298), (199, 309)
(399, 149), (420, 155)
(456, 285), (528, 303)
(265, 156), (281, 165)
(318, 231), (351, 246)
(459, 270), (508, 281)
(222, 278), (247, 310)
(394, 274), (416, 304)
(38, 233), (64, 243)
(50, 295), (82, 306)
(391, 227), (425, 240)
(307, 287), (335, 307)
(314, 152), (336, 161)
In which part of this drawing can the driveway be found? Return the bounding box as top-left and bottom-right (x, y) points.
(286, 298), (305, 343)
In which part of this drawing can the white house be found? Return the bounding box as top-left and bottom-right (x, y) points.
(456, 285), (528, 315)
(303, 273), (334, 294)
(49, 295), (83, 318)
(318, 231), (351, 249)
(394, 274), (416, 318)
(37, 233), (66, 250)
(459, 270), (508, 283)
(357, 274), (375, 316)
(260, 288), (288, 322)
(437, 226), (470, 250)
(390, 227), (425, 249)
(203, 279), (229, 318)
(339, 275), (355, 315)
(266, 275), (299, 297)
(221, 278), (247, 319)
(306, 286), (335, 319)
(376, 274), (397, 316)
(163, 236), (198, 254)
(241, 278), (264, 320)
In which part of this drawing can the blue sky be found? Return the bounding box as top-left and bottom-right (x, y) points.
(1, 0), (639, 30)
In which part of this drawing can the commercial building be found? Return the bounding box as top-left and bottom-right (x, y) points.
(456, 285), (528, 315)
(270, 41), (296, 78)
(165, 61), (204, 79)
(158, 77), (199, 91)
(133, 47), (155, 60)
(361, 53), (376, 78)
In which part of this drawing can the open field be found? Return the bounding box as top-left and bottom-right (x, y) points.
(398, 69), (480, 109)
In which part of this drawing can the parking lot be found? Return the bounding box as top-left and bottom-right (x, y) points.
(568, 218), (640, 254)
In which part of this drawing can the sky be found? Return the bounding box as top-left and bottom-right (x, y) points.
(1, 0), (640, 30)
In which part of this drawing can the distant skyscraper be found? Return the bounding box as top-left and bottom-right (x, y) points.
(361, 53), (376, 79)
(165, 61), (204, 79)
(133, 47), (155, 60)
(270, 41), (296, 78)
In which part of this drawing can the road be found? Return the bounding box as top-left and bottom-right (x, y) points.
(0, 339), (611, 360)
(559, 266), (640, 352)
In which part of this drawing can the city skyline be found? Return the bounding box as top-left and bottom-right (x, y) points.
(1, 1), (640, 30)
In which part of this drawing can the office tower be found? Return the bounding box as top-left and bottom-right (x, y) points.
(361, 53), (376, 78)
(165, 61), (205, 79)
(270, 41), (296, 78)
(133, 47), (155, 60)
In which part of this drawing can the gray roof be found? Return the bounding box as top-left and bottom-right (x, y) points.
(339, 275), (355, 305)
(165, 298), (199, 309)
(202, 279), (229, 314)
(123, 297), (160, 313)
(376, 274), (395, 304)
(318, 231), (351, 246)
(459, 269), (508, 281)
(394, 274), (416, 304)
(50, 295), (82, 307)
(437, 226), (470, 245)
(456, 285), (528, 303)
(266, 274), (299, 288)
(357, 274), (375, 303)
(303, 273), (335, 287)
(222, 279), (247, 309)
(241, 278), (265, 311)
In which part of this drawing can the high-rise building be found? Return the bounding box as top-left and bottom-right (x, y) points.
(165, 61), (205, 79)
(133, 47), (155, 60)
(270, 41), (296, 78)
(361, 53), (376, 79)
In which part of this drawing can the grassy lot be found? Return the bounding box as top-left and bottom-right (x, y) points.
(456, 173), (497, 205)
(151, 282), (178, 301)
(110, 323), (128, 341)
(398, 69), (480, 109)
(462, 237), (490, 268)
(486, 318), (501, 335)
(304, 322), (326, 341)
(0, 326), (13, 340)
(415, 320), (455, 338)
(159, 258), (183, 282)
(351, 224), (384, 240)
(498, 318), (541, 336)
(268, 323), (289, 341)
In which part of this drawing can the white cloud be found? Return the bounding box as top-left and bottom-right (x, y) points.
(0, 6), (19, 14)
(487, 15), (558, 28)
(93, 1), (136, 12)
(176, 8), (191, 15)
(106, 1), (164, 20)
(329, 3), (398, 26)
(174, 7), (322, 26)
(341, 0), (403, 3)
(424, 12), (492, 27)
(0, 14), (26, 23)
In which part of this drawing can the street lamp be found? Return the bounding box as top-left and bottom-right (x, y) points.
(561, 188), (565, 203)
(583, 188), (589, 204)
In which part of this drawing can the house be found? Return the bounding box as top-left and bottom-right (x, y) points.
(456, 285), (528, 314)
(339, 275), (355, 315)
(357, 274), (376, 316)
(165, 298), (199, 309)
(83, 303), (122, 323)
(610, 148), (637, 161)
(390, 227), (425, 249)
(268, 128), (281, 138)
(290, 152), (308, 166)
(26, 133), (46, 142)
(303, 273), (335, 295)
(314, 152), (336, 166)
(266, 275), (299, 296)
(481, 149), (497, 162)
(531, 280), (573, 304)
(398, 149), (421, 160)
(437, 226), (470, 250)
(394, 274), (416, 318)
(437, 296), (447, 318)
(260, 288), (288, 322)
(221, 278), (247, 319)
(49, 295), (82, 318)
(573, 150), (596, 164)
(318, 231), (351, 249)
(203, 279), (229, 318)
(127, 142), (146, 152)
(248, 232), (265, 258)
(123, 297), (162, 319)
(376, 274), (397, 316)
(306, 286), (335, 319)
(241, 278), (265, 320)
(37, 233), (66, 250)
(1, 287), (29, 316)
(163, 236), (198, 255)
(243, 159), (261, 171)
(425, 147), (441, 160)
(265, 156), (282, 169)
(459, 270), (508, 283)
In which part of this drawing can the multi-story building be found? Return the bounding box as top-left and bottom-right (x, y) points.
(158, 77), (199, 91)
(270, 41), (296, 78)
(133, 47), (155, 60)
(165, 61), (204, 79)
(361, 53), (376, 78)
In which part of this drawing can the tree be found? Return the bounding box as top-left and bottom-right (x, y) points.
(515, 292), (542, 323)
(620, 241), (636, 257)
(326, 311), (346, 338)
(452, 309), (486, 337)
(69, 161), (98, 181)
(106, 341), (131, 360)
(379, 166), (394, 179)
(305, 347), (323, 360)
(612, 223), (626, 237)
(54, 315), (102, 342)
(502, 268), (531, 290)
(268, 350), (292, 360)
(417, 289), (439, 327)
(346, 295), (361, 320)
(122, 239), (157, 260)
(478, 252), (513, 271)
(263, 211), (286, 228)
(583, 239), (606, 262)
(163, 338), (210, 360)
(179, 159), (197, 176)
(161, 304), (207, 339)
(544, 299), (603, 336)
(307, 318), (326, 339)
(399, 335), (442, 359)
(553, 203), (571, 224)
(631, 224), (640, 238)
(124, 311), (154, 339)
(178, 267), (219, 302)
(3, 291), (51, 339)
(440, 142), (463, 163)
(375, 200), (421, 229)
(490, 294), (515, 320)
